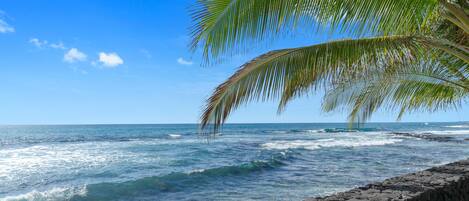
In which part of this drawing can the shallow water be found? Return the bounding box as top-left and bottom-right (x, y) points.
(1, 123), (469, 201)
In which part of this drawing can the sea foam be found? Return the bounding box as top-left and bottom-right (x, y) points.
(168, 134), (182, 139)
(262, 136), (401, 150)
(1, 186), (86, 201)
(424, 130), (469, 135)
(444, 125), (469, 128)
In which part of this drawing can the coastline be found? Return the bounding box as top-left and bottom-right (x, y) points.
(2, 123), (469, 200)
(308, 159), (469, 201)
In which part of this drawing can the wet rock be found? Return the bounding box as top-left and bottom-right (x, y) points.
(307, 159), (469, 201)
(390, 132), (454, 142)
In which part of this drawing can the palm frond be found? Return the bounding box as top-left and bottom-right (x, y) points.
(200, 35), (422, 132)
(190, 0), (438, 63)
(322, 60), (469, 123)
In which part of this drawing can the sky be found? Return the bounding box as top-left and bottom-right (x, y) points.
(0, 0), (467, 124)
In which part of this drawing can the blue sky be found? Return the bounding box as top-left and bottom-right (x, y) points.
(0, 0), (466, 124)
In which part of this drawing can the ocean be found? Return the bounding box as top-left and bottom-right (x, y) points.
(1, 122), (469, 201)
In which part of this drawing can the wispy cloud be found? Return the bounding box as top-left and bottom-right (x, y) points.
(50, 42), (66, 50)
(0, 11), (14, 33)
(98, 52), (124, 68)
(64, 48), (87, 63)
(0, 19), (14, 33)
(177, 57), (193, 66)
(29, 38), (48, 48)
(29, 38), (68, 50)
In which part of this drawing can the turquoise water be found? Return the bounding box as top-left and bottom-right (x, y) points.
(1, 123), (469, 201)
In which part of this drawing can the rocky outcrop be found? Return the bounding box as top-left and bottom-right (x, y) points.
(307, 159), (469, 201)
(390, 132), (455, 142)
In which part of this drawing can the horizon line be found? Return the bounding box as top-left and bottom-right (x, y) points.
(0, 121), (467, 126)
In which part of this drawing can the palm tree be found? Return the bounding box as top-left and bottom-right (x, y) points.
(190, 0), (469, 132)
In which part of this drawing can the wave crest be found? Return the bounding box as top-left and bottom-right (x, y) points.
(2, 186), (87, 201)
(444, 125), (469, 128)
(262, 137), (401, 150)
(65, 152), (291, 200)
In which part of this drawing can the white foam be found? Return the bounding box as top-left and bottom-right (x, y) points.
(305, 129), (324, 133)
(423, 130), (469, 135)
(262, 136), (401, 150)
(168, 134), (182, 139)
(1, 186), (86, 201)
(188, 169), (206, 174)
(444, 125), (469, 128)
(0, 140), (169, 189)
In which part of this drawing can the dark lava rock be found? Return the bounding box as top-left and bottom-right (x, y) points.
(307, 159), (469, 201)
(390, 132), (455, 142)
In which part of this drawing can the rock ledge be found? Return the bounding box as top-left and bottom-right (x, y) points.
(307, 159), (469, 201)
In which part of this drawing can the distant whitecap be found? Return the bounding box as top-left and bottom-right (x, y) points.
(444, 125), (469, 128)
(168, 134), (182, 139)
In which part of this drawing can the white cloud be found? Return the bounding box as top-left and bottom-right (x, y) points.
(50, 42), (66, 50)
(98, 52), (123, 68)
(177, 57), (193, 66)
(29, 38), (67, 50)
(29, 38), (48, 48)
(64, 48), (87, 63)
(0, 19), (14, 33)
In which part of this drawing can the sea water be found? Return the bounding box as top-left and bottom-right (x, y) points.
(1, 123), (469, 201)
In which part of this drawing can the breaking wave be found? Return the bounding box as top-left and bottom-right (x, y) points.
(2, 152), (292, 201)
(262, 137), (401, 150)
(444, 125), (469, 128)
(1, 187), (87, 201)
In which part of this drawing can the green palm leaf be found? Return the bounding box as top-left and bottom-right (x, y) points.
(322, 60), (469, 123)
(200, 35), (422, 131)
(190, 0), (438, 63)
(192, 0), (469, 133)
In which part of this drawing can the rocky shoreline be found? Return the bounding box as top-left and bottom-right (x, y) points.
(307, 159), (469, 201)
(389, 132), (455, 142)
